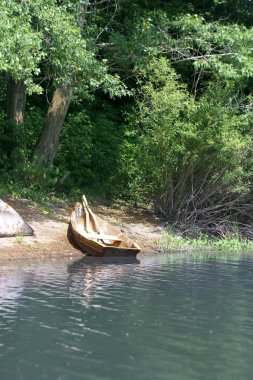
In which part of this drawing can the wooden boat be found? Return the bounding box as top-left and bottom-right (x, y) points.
(70, 196), (141, 257)
(0, 199), (34, 237)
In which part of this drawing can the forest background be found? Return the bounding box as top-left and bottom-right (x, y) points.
(1, 0), (253, 240)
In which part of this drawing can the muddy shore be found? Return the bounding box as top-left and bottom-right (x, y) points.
(0, 196), (165, 261)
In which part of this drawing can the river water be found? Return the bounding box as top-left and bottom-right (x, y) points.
(1, 252), (253, 380)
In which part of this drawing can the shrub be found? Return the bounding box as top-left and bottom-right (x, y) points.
(127, 57), (253, 237)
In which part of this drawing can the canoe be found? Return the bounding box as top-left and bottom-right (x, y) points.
(0, 199), (34, 237)
(69, 196), (141, 257)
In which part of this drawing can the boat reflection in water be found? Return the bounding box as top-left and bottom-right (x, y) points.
(0, 256), (140, 312)
(68, 256), (140, 308)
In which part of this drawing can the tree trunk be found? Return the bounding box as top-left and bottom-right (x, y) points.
(5, 77), (26, 128)
(32, 1), (89, 166)
(33, 85), (72, 165)
(77, 0), (90, 29)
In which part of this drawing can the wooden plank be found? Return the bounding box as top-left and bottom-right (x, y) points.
(83, 195), (100, 233)
(82, 195), (113, 244)
(84, 232), (121, 241)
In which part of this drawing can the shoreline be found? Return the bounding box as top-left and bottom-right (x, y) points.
(0, 196), (165, 262)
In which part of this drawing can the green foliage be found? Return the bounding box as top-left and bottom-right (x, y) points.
(126, 57), (194, 200)
(0, 104), (44, 168)
(0, 1), (43, 92)
(0, 102), (61, 191)
(168, 14), (253, 81)
(32, 1), (126, 93)
(24, 105), (46, 150)
(19, 161), (61, 189)
(0, 0), (129, 96)
(56, 101), (132, 197)
(125, 56), (253, 236)
(56, 111), (93, 188)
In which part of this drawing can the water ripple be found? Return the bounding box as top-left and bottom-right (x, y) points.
(1, 253), (253, 380)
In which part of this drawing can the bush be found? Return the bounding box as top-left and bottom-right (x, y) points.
(127, 57), (253, 237)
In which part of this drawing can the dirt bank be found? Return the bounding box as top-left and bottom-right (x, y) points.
(0, 196), (165, 261)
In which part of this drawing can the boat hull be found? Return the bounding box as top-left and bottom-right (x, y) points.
(0, 199), (34, 237)
(71, 229), (139, 257)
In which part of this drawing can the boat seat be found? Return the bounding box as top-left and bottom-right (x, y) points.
(85, 232), (121, 241)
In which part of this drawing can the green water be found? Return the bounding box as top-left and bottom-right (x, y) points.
(1, 252), (253, 380)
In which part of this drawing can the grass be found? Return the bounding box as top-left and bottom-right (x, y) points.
(160, 230), (253, 252)
(0, 176), (111, 207)
(14, 235), (23, 245)
(0, 177), (70, 207)
(0, 175), (129, 219)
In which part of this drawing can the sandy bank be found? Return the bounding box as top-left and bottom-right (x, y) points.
(0, 196), (165, 261)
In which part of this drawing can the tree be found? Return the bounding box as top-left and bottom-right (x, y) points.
(0, 0), (127, 165)
(32, 0), (127, 165)
(0, 0), (42, 131)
